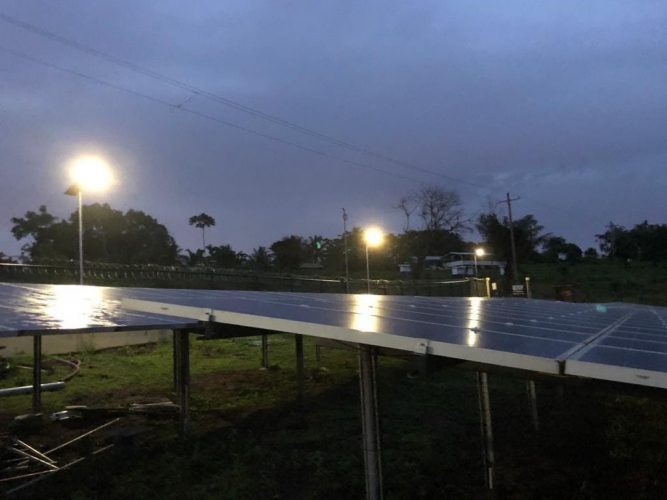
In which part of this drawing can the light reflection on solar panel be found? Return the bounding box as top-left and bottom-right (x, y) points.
(0, 283), (192, 334)
(350, 294), (381, 333)
(33, 285), (114, 329)
(467, 297), (482, 347)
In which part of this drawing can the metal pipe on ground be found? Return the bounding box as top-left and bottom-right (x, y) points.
(0, 382), (65, 398)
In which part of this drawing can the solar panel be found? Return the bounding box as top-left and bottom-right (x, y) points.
(122, 290), (667, 388)
(564, 305), (667, 386)
(0, 282), (195, 335)
(3, 283), (666, 389)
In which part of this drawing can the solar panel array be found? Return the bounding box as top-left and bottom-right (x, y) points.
(2, 283), (666, 389)
(123, 289), (667, 389)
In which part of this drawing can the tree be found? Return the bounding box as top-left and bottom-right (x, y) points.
(120, 209), (179, 265)
(477, 212), (548, 277)
(541, 236), (582, 262)
(183, 248), (206, 267)
(11, 204), (179, 265)
(395, 195), (418, 232)
(207, 244), (241, 268)
(415, 187), (467, 234)
(189, 213), (216, 248)
(304, 235), (328, 264)
(10, 205), (56, 240)
(270, 235), (306, 270)
(583, 247), (598, 260)
(0, 252), (15, 263)
(11, 206), (76, 261)
(596, 221), (667, 263)
(249, 246), (272, 271)
(596, 223), (633, 259)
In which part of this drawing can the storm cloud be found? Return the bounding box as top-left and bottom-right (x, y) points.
(1, 1), (666, 257)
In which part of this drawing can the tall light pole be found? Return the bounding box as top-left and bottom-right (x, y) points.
(474, 247), (485, 278)
(65, 155), (113, 285)
(342, 208), (350, 293)
(363, 227), (383, 294)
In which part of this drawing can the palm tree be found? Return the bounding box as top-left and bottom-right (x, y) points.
(189, 213), (216, 248)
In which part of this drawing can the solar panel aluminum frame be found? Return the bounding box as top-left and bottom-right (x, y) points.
(122, 298), (561, 375)
(564, 359), (667, 389)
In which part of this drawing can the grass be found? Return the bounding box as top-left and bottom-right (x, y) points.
(2, 336), (667, 498)
(524, 260), (667, 305)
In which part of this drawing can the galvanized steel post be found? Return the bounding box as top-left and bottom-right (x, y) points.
(477, 371), (495, 490)
(32, 335), (42, 413)
(295, 334), (305, 403)
(359, 345), (383, 500)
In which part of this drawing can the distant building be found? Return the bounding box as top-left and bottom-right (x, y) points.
(398, 263), (412, 275)
(443, 252), (506, 277)
(398, 256), (445, 274)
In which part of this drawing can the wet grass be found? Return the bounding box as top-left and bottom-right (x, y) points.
(2, 339), (667, 498)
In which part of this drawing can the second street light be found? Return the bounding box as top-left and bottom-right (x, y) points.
(474, 247), (485, 278)
(65, 155), (114, 285)
(363, 227), (384, 294)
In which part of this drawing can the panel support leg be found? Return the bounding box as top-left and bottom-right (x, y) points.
(173, 332), (180, 393)
(174, 330), (190, 435)
(32, 335), (42, 414)
(477, 371), (495, 490)
(359, 345), (383, 500)
(261, 334), (269, 369)
(527, 380), (540, 431)
(295, 334), (304, 403)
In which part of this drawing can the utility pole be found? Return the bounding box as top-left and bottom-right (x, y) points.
(342, 208), (350, 293)
(499, 192), (520, 283)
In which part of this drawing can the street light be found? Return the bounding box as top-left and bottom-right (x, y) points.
(65, 155), (113, 285)
(474, 247), (485, 278)
(363, 227), (383, 294)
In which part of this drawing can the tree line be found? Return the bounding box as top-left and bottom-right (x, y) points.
(5, 187), (667, 277)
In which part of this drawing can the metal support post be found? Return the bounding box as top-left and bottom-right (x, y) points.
(173, 332), (180, 393)
(527, 380), (540, 431)
(477, 371), (495, 490)
(485, 277), (491, 298)
(359, 345), (383, 500)
(261, 334), (269, 369)
(525, 276), (532, 298)
(295, 334), (305, 403)
(174, 330), (190, 435)
(32, 335), (42, 413)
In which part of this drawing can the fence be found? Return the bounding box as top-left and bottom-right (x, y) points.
(0, 263), (490, 297)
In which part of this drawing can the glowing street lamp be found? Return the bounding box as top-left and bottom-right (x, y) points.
(64, 155), (114, 285)
(473, 247), (485, 278)
(363, 227), (384, 294)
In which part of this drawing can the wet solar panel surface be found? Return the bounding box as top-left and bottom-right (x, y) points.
(2, 283), (667, 388)
(0, 282), (194, 334)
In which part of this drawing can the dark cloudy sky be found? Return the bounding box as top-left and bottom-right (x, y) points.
(2, 1), (666, 258)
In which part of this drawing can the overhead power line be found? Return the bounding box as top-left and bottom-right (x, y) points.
(0, 44), (424, 185)
(1, 12), (574, 220)
(0, 12), (489, 192)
